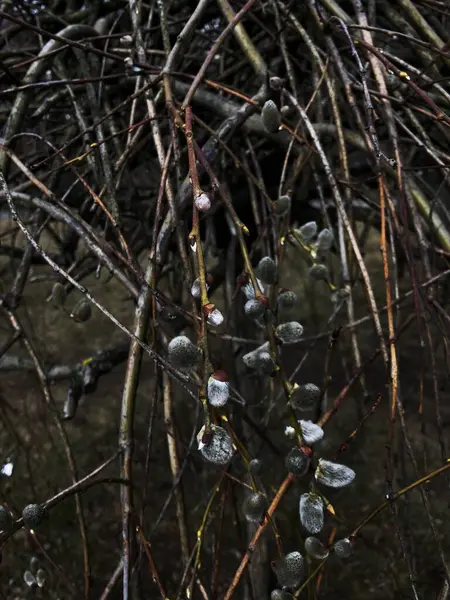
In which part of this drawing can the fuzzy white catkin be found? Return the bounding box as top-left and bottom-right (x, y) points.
(299, 493), (324, 534)
(168, 336), (200, 371)
(315, 459), (355, 488)
(207, 374), (230, 407)
(197, 425), (233, 465)
(298, 420), (324, 445)
(276, 321), (304, 344)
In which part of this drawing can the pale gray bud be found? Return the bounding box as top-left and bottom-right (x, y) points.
(277, 290), (297, 310)
(207, 308), (224, 326)
(243, 492), (266, 523)
(285, 447), (310, 476)
(273, 551), (304, 589)
(305, 536), (329, 560)
(316, 228), (333, 254)
(256, 256), (277, 284)
(207, 372), (230, 407)
(274, 195), (291, 216)
(262, 100), (281, 133)
(195, 192), (211, 212)
(22, 504), (46, 529)
(197, 425), (233, 465)
(290, 383), (321, 411)
(190, 276), (211, 299)
(276, 321), (304, 344)
(243, 342), (275, 373)
(168, 336), (201, 372)
(244, 298), (266, 319)
(296, 221), (317, 243)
